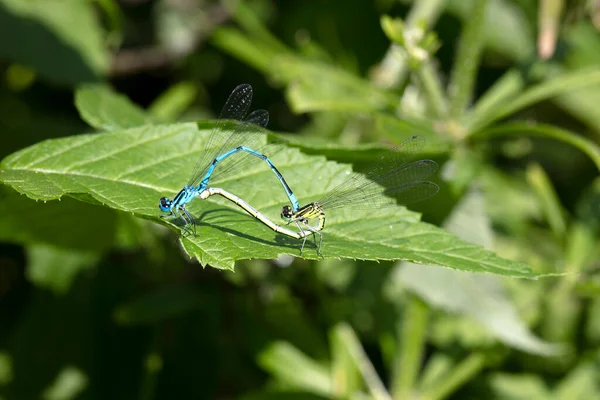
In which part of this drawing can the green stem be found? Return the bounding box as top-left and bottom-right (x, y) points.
(418, 61), (448, 118)
(391, 295), (429, 400)
(465, 69), (525, 131)
(526, 163), (567, 241)
(423, 352), (487, 400)
(406, 0), (448, 27)
(338, 324), (392, 400)
(447, 0), (488, 118)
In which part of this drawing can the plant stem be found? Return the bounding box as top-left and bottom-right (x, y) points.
(338, 323), (392, 400)
(422, 352), (487, 400)
(447, 0), (488, 119)
(391, 294), (429, 400)
(418, 61), (448, 118)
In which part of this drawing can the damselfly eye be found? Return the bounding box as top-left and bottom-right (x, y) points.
(159, 197), (170, 212)
(281, 205), (292, 219)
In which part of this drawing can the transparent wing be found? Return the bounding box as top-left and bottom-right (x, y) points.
(187, 83), (253, 187)
(208, 109), (290, 185)
(318, 135), (439, 210)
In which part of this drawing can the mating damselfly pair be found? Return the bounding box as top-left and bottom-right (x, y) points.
(158, 84), (439, 256)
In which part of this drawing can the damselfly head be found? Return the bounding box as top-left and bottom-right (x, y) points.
(159, 197), (171, 212)
(281, 205), (293, 221)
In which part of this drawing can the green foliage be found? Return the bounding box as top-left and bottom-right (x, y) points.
(75, 84), (154, 130)
(0, 120), (534, 275)
(1, 0), (600, 399)
(0, 0), (107, 84)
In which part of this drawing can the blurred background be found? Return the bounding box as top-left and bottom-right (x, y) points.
(1, 0), (600, 399)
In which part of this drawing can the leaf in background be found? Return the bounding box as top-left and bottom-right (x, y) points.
(0, 123), (537, 276)
(258, 342), (332, 397)
(229, 0), (289, 56)
(553, 87), (600, 138)
(585, 297), (600, 345)
(489, 373), (551, 400)
(470, 68), (600, 132)
(474, 122), (600, 172)
(211, 27), (279, 74)
(281, 123), (446, 170)
(480, 167), (543, 229)
(418, 354), (454, 393)
(553, 362), (600, 400)
(277, 57), (398, 114)
(526, 163), (567, 240)
(314, 259), (356, 291)
(41, 366), (88, 400)
(26, 245), (98, 295)
(332, 323), (390, 400)
(387, 188), (563, 355)
(329, 324), (361, 397)
(466, 69), (525, 129)
(469, 65), (600, 138)
(0, 352), (13, 385)
(75, 84), (154, 131)
(213, 21), (398, 115)
(0, 189), (118, 251)
(0, 0), (107, 84)
(552, 23), (600, 137)
(443, 0), (534, 62)
(490, 361), (600, 400)
(447, 0), (488, 118)
(148, 82), (198, 122)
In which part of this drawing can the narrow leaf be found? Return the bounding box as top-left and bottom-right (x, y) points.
(329, 324), (361, 397)
(473, 122), (600, 172)
(467, 69), (525, 130)
(333, 323), (391, 400)
(148, 82), (198, 122)
(258, 342), (332, 396)
(471, 68), (600, 131)
(526, 163), (567, 240)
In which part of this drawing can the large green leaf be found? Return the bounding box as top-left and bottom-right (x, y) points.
(0, 0), (107, 84)
(0, 123), (537, 275)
